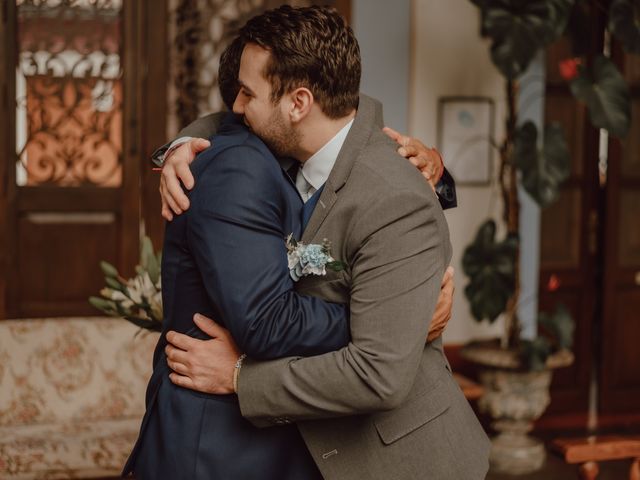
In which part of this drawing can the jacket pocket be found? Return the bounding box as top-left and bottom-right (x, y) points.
(295, 270), (349, 303)
(374, 381), (451, 445)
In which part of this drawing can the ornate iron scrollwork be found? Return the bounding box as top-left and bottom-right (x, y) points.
(16, 0), (123, 187)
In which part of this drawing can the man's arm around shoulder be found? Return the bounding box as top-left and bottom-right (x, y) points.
(152, 112), (226, 165)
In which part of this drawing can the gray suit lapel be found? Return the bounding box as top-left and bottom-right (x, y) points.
(301, 95), (382, 243)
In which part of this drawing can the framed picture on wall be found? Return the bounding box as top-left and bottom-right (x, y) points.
(437, 97), (494, 185)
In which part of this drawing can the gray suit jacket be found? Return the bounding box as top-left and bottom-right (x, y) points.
(164, 96), (490, 479)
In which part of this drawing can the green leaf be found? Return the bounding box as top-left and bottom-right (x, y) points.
(538, 304), (575, 350)
(123, 316), (163, 332)
(105, 276), (124, 291)
(515, 121), (571, 207)
(476, 0), (574, 78)
(88, 296), (117, 315)
(462, 220), (519, 322)
(570, 55), (632, 137)
(114, 299), (132, 317)
(609, 0), (640, 54)
(326, 261), (346, 271)
(140, 236), (160, 285)
(520, 337), (552, 371)
(100, 261), (119, 278)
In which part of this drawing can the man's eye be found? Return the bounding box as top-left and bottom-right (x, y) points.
(241, 88), (252, 98)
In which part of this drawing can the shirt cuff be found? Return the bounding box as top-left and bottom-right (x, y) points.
(158, 136), (193, 166)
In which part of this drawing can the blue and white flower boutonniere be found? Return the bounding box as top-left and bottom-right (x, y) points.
(286, 234), (346, 282)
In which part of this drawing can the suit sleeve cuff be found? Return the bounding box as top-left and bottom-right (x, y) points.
(237, 358), (275, 428)
(153, 136), (193, 167)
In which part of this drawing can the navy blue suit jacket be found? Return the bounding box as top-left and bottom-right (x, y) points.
(123, 116), (350, 479)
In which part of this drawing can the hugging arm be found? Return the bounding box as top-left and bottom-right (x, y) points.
(157, 115), (455, 220)
(151, 113), (226, 166)
(186, 145), (350, 360)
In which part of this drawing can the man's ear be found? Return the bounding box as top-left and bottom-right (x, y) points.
(288, 87), (313, 123)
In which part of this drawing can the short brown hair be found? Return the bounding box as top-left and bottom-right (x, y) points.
(218, 36), (243, 110)
(239, 5), (361, 119)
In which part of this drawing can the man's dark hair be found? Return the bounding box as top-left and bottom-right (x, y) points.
(238, 5), (360, 119)
(218, 36), (244, 110)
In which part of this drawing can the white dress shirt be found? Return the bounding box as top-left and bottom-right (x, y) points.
(296, 119), (354, 202)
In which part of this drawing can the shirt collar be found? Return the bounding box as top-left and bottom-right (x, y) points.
(300, 119), (354, 190)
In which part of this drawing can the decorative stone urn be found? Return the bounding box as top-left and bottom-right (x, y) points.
(461, 341), (574, 475)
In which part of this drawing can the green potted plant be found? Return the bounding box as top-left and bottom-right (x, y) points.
(460, 0), (637, 474)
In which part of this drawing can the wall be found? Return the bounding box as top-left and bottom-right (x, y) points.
(516, 56), (545, 340)
(410, 0), (507, 344)
(351, 0), (411, 133)
(353, 0), (543, 345)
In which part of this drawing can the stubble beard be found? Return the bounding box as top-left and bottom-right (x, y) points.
(256, 108), (299, 159)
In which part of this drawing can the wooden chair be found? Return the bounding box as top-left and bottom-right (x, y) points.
(552, 436), (640, 480)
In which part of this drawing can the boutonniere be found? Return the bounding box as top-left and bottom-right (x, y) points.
(286, 234), (347, 282)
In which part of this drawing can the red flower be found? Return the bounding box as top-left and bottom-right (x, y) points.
(547, 274), (561, 292)
(559, 58), (582, 81)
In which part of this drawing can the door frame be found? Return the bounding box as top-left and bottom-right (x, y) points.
(0, 0), (16, 318)
(0, 0), (167, 319)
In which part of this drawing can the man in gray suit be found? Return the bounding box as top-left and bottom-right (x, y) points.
(163, 6), (490, 479)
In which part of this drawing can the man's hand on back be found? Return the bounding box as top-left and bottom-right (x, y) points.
(383, 127), (444, 190)
(165, 313), (240, 395)
(427, 266), (454, 342)
(159, 130), (445, 219)
(160, 138), (210, 221)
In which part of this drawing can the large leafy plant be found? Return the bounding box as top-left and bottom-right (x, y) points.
(463, 0), (638, 369)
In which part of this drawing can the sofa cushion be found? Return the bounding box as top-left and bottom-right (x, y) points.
(0, 317), (159, 427)
(0, 418), (141, 479)
(0, 317), (160, 479)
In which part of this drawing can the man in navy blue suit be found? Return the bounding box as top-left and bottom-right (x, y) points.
(124, 110), (352, 479)
(123, 18), (455, 480)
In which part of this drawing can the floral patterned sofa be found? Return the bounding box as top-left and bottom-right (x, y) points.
(0, 317), (159, 479)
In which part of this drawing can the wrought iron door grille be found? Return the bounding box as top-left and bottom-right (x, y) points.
(15, 0), (123, 187)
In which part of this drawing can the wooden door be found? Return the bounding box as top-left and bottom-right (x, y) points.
(0, 0), (164, 319)
(541, 8), (640, 417)
(540, 35), (602, 415)
(599, 47), (640, 413)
